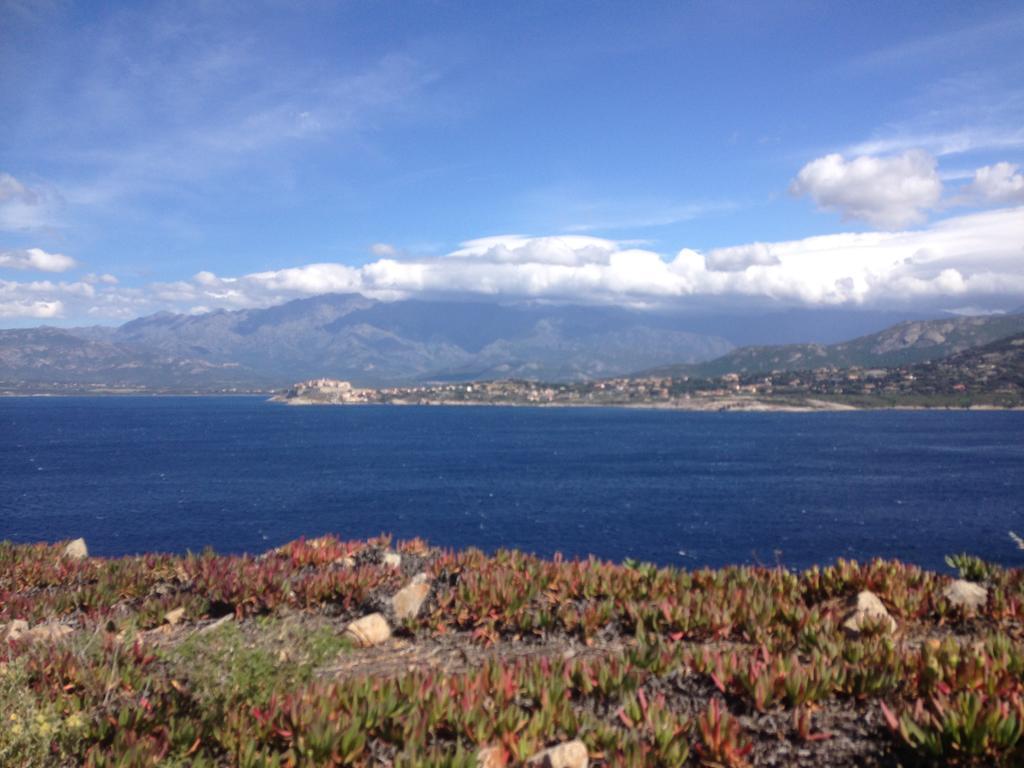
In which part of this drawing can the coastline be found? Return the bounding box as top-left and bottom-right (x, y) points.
(269, 394), (1024, 412)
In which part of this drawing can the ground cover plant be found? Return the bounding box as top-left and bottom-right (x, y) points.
(1, 536), (1023, 766)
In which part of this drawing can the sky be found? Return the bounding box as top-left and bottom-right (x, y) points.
(1, 0), (1023, 326)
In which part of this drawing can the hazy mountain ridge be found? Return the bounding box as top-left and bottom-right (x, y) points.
(646, 312), (1024, 378)
(4, 294), (1021, 393)
(0, 294), (735, 390)
(0, 327), (259, 390)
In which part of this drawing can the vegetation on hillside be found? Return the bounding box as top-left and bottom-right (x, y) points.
(2, 536), (1023, 766)
(648, 312), (1024, 380)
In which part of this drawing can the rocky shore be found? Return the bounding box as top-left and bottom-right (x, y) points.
(3, 534), (1023, 765)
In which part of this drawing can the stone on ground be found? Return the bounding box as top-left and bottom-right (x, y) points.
(29, 622), (73, 642)
(392, 575), (431, 620)
(842, 590), (897, 634)
(62, 538), (89, 559)
(943, 579), (988, 612)
(476, 745), (509, 768)
(3, 619), (29, 641)
(526, 740), (588, 768)
(344, 613), (391, 647)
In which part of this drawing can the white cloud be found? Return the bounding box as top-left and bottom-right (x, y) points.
(704, 243), (781, 272)
(144, 207), (1024, 312)
(846, 129), (1024, 159)
(0, 276), (147, 320)
(0, 173), (35, 204)
(83, 272), (119, 285)
(969, 162), (1024, 203)
(0, 173), (61, 231)
(448, 235), (617, 266)
(0, 299), (63, 318)
(3, 208), (1023, 322)
(370, 243), (397, 257)
(0, 247), (77, 272)
(791, 150), (942, 229)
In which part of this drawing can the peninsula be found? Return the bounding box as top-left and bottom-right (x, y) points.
(273, 331), (1024, 411)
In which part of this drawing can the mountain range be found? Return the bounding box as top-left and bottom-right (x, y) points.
(645, 312), (1024, 379)
(1, 293), (1021, 392)
(1, 294), (735, 391)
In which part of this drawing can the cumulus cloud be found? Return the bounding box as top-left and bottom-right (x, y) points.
(135, 209), (1024, 313)
(2, 209), (1023, 321)
(0, 299), (63, 318)
(0, 276), (148, 320)
(448, 235), (617, 266)
(704, 243), (781, 272)
(791, 150), (942, 229)
(0, 248), (77, 272)
(969, 162), (1024, 203)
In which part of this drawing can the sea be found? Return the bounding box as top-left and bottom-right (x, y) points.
(1, 396), (1022, 572)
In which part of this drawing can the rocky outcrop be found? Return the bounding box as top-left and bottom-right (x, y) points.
(842, 590), (896, 635)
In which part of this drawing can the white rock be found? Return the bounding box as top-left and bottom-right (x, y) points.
(391, 576), (431, 620)
(344, 613), (391, 647)
(842, 590), (896, 634)
(29, 622), (73, 642)
(943, 579), (988, 612)
(3, 619), (29, 641)
(382, 552), (402, 568)
(62, 538), (89, 559)
(526, 740), (588, 768)
(477, 745), (508, 768)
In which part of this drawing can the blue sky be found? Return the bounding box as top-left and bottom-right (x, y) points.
(1, 0), (1023, 324)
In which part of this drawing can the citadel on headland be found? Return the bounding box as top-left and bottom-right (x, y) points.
(273, 333), (1024, 411)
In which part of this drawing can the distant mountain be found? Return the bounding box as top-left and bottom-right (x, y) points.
(0, 327), (259, 391)
(0, 294), (735, 390)
(6, 294), (1020, 393)
(644, 312), (1024, 379)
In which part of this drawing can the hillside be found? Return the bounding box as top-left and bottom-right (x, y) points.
(646, 312), (1024, 379)
(714, 331), (1024, 408)
(900, 331), (1024, 401)
(4, 298), (1020, 394)
(1, 295), (735, 391)
(2, 535), (1022, 766)
(0, 328), (261, 393)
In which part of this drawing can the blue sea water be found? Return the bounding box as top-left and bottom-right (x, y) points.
(1, 396), (1022, 571)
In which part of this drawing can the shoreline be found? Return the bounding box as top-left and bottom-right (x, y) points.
(271, 394), (1024, 412)
(2, 390), (1021, 411)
